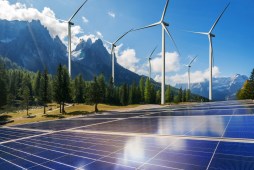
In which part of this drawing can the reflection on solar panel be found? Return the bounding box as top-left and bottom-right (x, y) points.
(1, 100), (254, 169)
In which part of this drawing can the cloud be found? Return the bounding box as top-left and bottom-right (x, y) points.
(115, 44), (140, 72)
(82, 16), (89, 23)
(96, 31), (103, 38)
(0, 1), (83, 49)
(108, 11), (116, 18)
(151, 52), (180, 73)
(154, 66), (220, 86)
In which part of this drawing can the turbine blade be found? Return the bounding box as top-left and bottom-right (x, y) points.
(68, 0), (89, 22)
(188, 55), (198, 66)
(113, 28), (133, 44)
(185, 30), (208, 35)
(209, 2), (230, 33)
(133, 22), (160, 31)
(161, 0), (170, 21)
(163, 24), (181, 56)
(149, 46), (158, 59)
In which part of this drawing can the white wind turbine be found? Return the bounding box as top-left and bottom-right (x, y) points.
(188, 3), (230, 101)
(148, 46), (157, 80)
(66, 0), (88, 77)
(185, 56), (197, 90)
(134, 0), (180, 105)
(104, 29), (133, 84)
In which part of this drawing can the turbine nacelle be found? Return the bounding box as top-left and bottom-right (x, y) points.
(69, 21), (74, 26)
(162, 21), (169, 27)
(210, 33), (215, 38)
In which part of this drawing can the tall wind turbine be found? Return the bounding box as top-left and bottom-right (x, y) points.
(67, 0), (88, 77)
(185, 56), (197, 90)
(104, 29), (133, 84)
(133, 0), (180, 105)
(148, 46), (157, 80)
(188, 3), (230, 101)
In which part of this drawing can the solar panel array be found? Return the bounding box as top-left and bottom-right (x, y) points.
(1, 100), (254, 169)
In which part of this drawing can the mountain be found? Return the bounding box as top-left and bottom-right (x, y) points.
(0, 19), (145, 85)
(175, 74), (248, 101)
(0, 20), (67, 74)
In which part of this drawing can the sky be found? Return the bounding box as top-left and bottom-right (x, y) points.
(1, 0), (254, 86)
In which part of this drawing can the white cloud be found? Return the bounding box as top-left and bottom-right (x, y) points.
(0, 1), (83, 49)
(82, 16), (89, 23)
(154, 66), (220, 86)
(96, 31), (103, 38)
(108, 11), (116, 18)
(151, 52), (180, 73)
(115, 44), (140, 72)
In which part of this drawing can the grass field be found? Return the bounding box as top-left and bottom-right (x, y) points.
(0, 103), (140, 126)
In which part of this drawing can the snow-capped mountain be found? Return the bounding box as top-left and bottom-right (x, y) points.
(0, 19), (146, 85)
(175, 74), (248, 101)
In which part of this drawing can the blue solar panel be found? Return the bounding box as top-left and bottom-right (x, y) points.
(1, 101), (254, 169)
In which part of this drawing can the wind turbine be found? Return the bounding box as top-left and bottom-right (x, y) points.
(67, 0), (88, 77)
(188, 3), (230, 101)
(185, 56), (197, 90)
(103, 29), (133, 84)
(148, 46), (157, 80)
(133, 0), (180, 105)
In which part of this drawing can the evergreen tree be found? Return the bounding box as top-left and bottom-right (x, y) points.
(0, 63), (7, 108)
(144, 78), (151, 104)
(165, 86), (171, 103)
(156, 90), (161, 104)
(178, 87), (183, 102)
(87, 77), (101, 112)
(74, 74), (85, 103)
(106, 77), (114, 104)
(182, 89), (186, 102)
(97, 74), (106, 103)
(186, 89), (191, 102)
(61, 66), (71, 113)
(150, 84), (156, 104)
(250, 68), (254, 81)
(22, 85), (30, 116)
(40, 69), (49, 114)
(139, 77), (145, 103)
(34, 71), (41, 101)
(53, 64), (63, 113)
(120, 84), (128, 105)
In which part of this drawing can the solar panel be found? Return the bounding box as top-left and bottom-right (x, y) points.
(1, 100), (254, 169)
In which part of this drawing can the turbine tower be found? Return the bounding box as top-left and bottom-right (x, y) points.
(104, 29), (133, 84)
(185, 56), (197, 90)
(188, 3), (230, 101)
(148, 46), (157, 80)
(133, 0), (180, 105)
(67, 0), (88, 77)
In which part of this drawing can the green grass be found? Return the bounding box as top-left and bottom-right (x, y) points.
(0, 103), (140, 126)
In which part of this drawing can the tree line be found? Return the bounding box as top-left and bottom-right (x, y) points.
(237, 69), (254, 100)
(0, 57), (204, 113)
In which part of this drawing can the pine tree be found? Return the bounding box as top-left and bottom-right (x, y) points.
(22, 85), (30, 116)
(250, 68), (254, 81)
(182, 89), (186, 102)
(0, 62), (7, 108)
(139, 77), (145, 103)
(156, 90), (161, 104)
(97, 74), (106, 103)
(53, 64), (63, 113)
(106, 77), (114, 104)
(61, 66), (71, 113)
(34, 71), (41, 102)
(74, 74), (85, 103)
(178, 87), (183, 102)
(144, 78), (151, 104)
(165, 86), (171, 103)
(87, 77), (101, 112)
(120, 84), (128, 106)
(40, 69), (49, 114)
(186, 89), (191, 102)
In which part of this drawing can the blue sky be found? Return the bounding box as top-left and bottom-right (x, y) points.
(3, 0), (254, 85)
